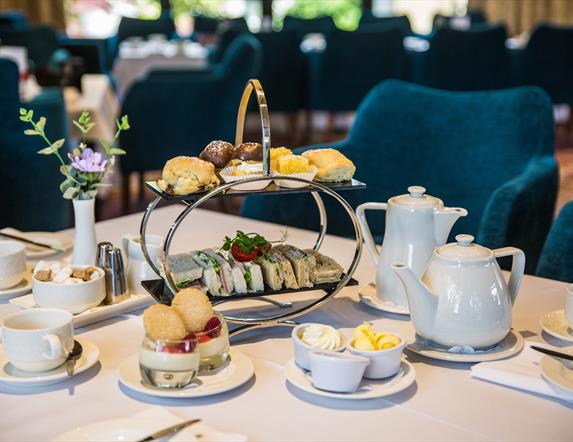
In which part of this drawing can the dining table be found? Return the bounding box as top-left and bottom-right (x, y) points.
(0, 205), (571, 441)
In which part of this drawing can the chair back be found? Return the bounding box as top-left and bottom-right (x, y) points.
(308, 28), (406, 111)
(0, 11), (27, 30)
(193, 15), (221, 34)
(283, 16), (335, 37)
(521, 23), (573, 104)
(117, 16), (175, 42)
(119, 36), (262, 175)
(415, 24), (509, 90)
(0, 25), (59, 70)
(209, 27), (248, 64)
(253, 31), (305, 112)
(537, 202), (573, 282)
(0, 59), (70, 230)
(358, 14), (412, 34)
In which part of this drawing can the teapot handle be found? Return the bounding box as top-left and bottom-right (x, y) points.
(493, 247), (526, 305)
(355, 202), (387, 266)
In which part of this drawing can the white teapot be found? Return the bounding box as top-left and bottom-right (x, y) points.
(391, 234), (525, 349)
(121, 234), (163, 295)
(356, 186), (467, 308)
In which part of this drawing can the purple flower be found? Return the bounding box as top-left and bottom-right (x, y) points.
(68, 148), (107, 173)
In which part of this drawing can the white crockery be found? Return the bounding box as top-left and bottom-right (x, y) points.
(356, 186), (467, 308)
(566, 284), (573, 327)
(32, 265), (106, 314)
(347, 332), (406, 379)
(309, 351), (369, 393)
(0, 241), (26, 289)
(1, 308), (73, 372)
(392, 234), (525, 349)
(540, 347), (573, 394)
(291, 323), (345, 371)
(539, 310), (573, 343)
(122, 234), (163, 294)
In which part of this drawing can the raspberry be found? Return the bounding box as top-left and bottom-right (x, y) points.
(203, 316), (222, 338)
(160, 332), (197, 353)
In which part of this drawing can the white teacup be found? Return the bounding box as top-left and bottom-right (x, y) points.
(2, 309), (73, 372)
(0, 241), (26, 289)
(566, 284), (573, 327)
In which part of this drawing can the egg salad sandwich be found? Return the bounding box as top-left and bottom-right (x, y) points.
(273, 245), (316, 288)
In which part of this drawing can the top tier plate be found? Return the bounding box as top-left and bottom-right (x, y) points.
(145, 179), (367, 202)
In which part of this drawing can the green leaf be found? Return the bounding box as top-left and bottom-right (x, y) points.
(62, 187), (79, 200)
(59, 165), (72, 177)
(86, 122), (96, 132)
(37, 138), (65, 155)
(73, 120), (86, 133)
(24, 129), (38, 136)
(100, 140), (111, 155)
(26, 109), (33, 120)
(109, 148), (126, 155)
(120, 115), (130, 130)
(19, 108), (27, 116)
(36, 117), (46, 133)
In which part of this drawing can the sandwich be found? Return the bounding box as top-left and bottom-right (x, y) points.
(243, 261), (264, 292)
(257, 249), (298, 290)
(192, 250), (224, 296)
(167, 253), (203, 289)
(202, 249), (235, 295)
(305, 249), (344, 284)
(273, 245), (316, 288)
(220, 251), (248, 294)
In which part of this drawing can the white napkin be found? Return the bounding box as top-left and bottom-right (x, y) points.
(54, 408), (247, 441)
(471, 341), (573, 402)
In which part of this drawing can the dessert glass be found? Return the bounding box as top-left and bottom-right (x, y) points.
(139, 334), (199, 389)
(196, 312), (230, 373)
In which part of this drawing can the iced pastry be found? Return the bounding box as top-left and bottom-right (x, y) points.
(199, 140), (234, 168)
(301, 324), (343, 350)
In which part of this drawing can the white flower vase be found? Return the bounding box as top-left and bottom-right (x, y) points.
(72, 198), (97, 265)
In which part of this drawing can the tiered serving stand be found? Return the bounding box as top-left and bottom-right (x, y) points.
(139, 79), (366, 336)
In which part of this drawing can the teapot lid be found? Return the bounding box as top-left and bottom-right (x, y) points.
(437, 234), (491, 260)
(392, 186), (442, 208)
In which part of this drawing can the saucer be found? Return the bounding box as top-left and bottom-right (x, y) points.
(358, 283), (410, 315)
(0, 337), (99, 387)
(0, 228), (72, 259)
(406, 330), (524, 363)
(285, 358), (415, 400)
(118, 349), (254, 398)
(539, 310), (573, 343)
(540, 347), (573, 394)
(0, 262), (34, 300)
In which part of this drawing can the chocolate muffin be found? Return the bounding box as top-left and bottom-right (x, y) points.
(232, 142), (263, 162)
(199, 140), (234, 168)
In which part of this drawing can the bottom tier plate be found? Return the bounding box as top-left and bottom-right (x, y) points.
(141, 277), (358, 306)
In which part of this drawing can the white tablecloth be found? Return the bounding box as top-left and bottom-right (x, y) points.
(1, 206), (572, 441)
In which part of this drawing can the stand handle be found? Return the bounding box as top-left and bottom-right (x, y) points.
(235, 79), (271, 176)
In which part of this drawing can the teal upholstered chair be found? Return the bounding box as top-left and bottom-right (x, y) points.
(513, 23), (573, 105)
(283, 16), (336, 37)
(117, 16), (176, 42)
(432, 9), (487, 32)
(536, 202), (573, 282)
(413, 24), (509, 91)
(0, 59), (70, 231)
(0, 11), (27, 30)
(119, 35), (262, 211)
(208, 27), (249, 64)
(242, 80), (558, 273)
(358, 14), (412, 35)
(307, 28), (406, 112)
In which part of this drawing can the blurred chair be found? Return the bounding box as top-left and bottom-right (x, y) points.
(208, 26), (249, 64)
(242, 80), (557, 273)
(0, 59), (70, 231)
(192, 15), (221, 34)
(58, 37), (108, 75)
(119, 35), (262, 213)
(283, 16), (336, 37)
(358, 14), (412, 35)
(307, 28), (407, 112)
(117, 16), (176, 43)
(514, 23), (573, 105)
(432, 9), (487, 32)
(0, 10), (27, 30)
(412, 24), (509, 91)
(253, 31), (305, 144)
(536, 202), (573, 282)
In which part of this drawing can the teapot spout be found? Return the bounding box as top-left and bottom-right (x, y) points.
(434, 207), (468, 245)
(390, 262), (438, 327)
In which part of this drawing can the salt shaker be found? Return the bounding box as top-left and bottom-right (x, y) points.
(96, 242), (129, 304)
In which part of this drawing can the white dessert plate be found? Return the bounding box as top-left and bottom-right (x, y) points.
(118, 349), (254, 398)
(406, 330), (524, 363)
(9, 293), (154, 329)
(539, 310), (573, 343)
(285, 358), (415, 400)
(358, 283), (410, 315)
(540, 347), (573, 394)
(0, 228), (73, 259)
(0, 262), (34, 300)
(0, 337), (99, 387)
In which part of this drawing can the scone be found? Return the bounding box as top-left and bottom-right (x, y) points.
(143, 304), (187, 341)
(301, 148), (356, 182)
(157, 156), (220, 195)
(171, 288), (213, 332)
(199, 140), (234, 168)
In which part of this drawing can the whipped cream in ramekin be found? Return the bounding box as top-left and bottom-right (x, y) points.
(301, 324), (342, 350)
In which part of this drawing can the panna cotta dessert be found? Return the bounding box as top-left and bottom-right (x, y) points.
(195, 312), (230, 373)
